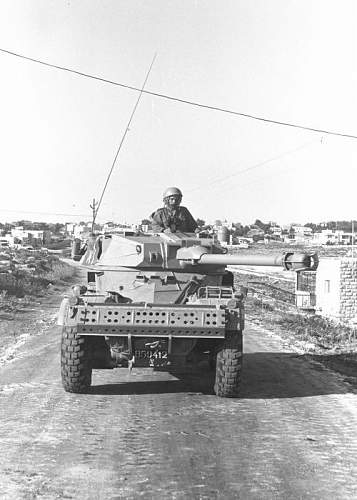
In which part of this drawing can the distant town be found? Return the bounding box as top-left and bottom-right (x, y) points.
(0, 218), (356, 249)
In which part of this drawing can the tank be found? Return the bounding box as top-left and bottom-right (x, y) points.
(58, 231), (318, 397)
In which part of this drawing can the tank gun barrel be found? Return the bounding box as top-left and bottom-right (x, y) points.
(177, 246), (318, 271)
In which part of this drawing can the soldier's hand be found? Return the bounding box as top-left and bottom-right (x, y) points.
(163, 228), (172, 234)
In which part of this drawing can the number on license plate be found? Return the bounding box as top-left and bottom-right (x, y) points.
(134, 350), (168, 360)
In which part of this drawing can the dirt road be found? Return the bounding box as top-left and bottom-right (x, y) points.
(1, 296), (357, 499)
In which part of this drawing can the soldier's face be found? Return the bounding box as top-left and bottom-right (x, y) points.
(166, 195), (181, 207)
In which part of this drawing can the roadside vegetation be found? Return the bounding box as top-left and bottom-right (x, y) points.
(0, 248), (75, 311)
(0, 247), (76, 364)
(245, 292), (357, 352)
(233, 259), (357, 383)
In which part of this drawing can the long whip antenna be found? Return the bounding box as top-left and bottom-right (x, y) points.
(93, 53), (157, 225)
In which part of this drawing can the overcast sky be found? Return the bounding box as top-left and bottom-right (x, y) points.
(0, 0), (356, 225)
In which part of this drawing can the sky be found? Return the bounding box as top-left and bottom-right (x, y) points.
(0, 0), (357, 226)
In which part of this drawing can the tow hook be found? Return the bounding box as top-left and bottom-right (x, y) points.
(145, 340), (161, 350)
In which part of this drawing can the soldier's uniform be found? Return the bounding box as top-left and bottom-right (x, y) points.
(151, 206), (198, 233)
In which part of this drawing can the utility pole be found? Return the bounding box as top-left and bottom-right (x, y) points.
(352, 220), (355, 258)
(90, 198), (98, 234)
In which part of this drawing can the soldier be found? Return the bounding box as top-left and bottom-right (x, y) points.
(151, 187), (198, 233)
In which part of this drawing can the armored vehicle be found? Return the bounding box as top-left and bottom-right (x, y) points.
(58, 232), (317, 397)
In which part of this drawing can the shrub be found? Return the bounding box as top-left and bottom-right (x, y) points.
(0, 255), (75, 297)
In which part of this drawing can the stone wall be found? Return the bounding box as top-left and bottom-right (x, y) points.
(339, 259), (357, 324)
(315, 258), (357, 325)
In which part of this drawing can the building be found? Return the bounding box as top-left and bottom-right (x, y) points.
(312, 229), (339, 245)
(73, 223), (93, 239)
(66, 223), (75, 235)
(246, 228), (264, 239)
(315, 258), (357, 325)
(292, 225), (313, 237)
(339, 232), (357, 245)
(270, 225), (282, 237)
(312, 230), (356, 246)
(10, 227), (51, 246)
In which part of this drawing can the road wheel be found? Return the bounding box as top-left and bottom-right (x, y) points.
(61, 326), (92, 393)
(214, 330), (242, 398)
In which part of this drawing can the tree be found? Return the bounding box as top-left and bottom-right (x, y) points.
(253, 219), (271, 234)
(14, 220), (32, 230)
(232, 224), (249, 237)
(304, 222), (318, 232)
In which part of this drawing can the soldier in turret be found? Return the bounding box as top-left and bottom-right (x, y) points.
(151, 187), (198, 233)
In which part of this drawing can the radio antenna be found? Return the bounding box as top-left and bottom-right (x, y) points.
(93, 53), (157, 225)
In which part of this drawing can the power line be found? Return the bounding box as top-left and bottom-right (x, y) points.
(0, 208), (89, 217)
(1, 47), (357, 140)
(188, 138), (323, 200)
(208, 146), (318, 196)
(187, 137), (319, 193)
(0, 207), (130, 221)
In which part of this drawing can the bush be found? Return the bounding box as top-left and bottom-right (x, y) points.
(271, 311), (355, 348)
(0, 256), (75, 297)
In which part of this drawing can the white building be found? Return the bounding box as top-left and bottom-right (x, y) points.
(11, 227), (50, 244)
(66, 223), (75, 234)
(312, 230), (355, 246)
(315, 258), (357, 325)
(313, 230), (336, 245)
(292, 225), (313, 237)
(271, 225), (282, 237)
(73, 223), (92, 239)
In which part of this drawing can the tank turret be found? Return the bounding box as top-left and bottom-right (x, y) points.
(80, 231), (317, 272)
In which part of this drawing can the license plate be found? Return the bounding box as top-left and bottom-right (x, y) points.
(134, 349), (168, 367)
(132, 338), (168, 367)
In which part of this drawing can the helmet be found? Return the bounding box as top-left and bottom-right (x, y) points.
(163, 187), (182, 200)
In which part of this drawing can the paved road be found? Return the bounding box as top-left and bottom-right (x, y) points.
(0, 315), (357, 499)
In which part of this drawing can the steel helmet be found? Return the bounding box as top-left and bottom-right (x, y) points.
(163, 187), (182, 200)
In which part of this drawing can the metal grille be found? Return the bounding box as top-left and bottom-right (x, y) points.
(76, 305), (226, 329)
(197, 286), (234, 299)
